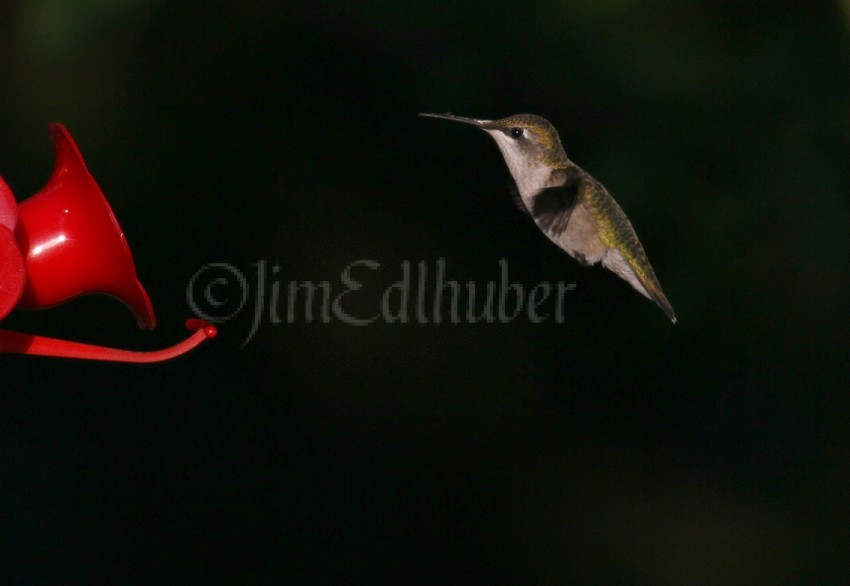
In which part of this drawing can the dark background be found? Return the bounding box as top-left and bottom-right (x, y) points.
(2, 1), (849, 583)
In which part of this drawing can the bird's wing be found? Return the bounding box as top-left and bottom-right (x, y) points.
(530, 167), (583, 238)
(507, 184), (530, 214)
(585, 178), (677, 323)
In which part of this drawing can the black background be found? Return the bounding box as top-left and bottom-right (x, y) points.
(2, 1), (850, 583)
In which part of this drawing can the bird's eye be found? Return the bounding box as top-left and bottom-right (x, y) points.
(510, 127), (524, 138)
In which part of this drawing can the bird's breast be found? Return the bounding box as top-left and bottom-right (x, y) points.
(515, 165), (562, 204)
(543, 201), (607, 264)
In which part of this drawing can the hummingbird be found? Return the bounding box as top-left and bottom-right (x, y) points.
(420, 112), (676, 323)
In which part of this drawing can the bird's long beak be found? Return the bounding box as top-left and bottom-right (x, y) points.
(419, 113), (490, 127)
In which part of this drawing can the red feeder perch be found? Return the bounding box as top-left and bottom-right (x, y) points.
(0, 124), (216, 362)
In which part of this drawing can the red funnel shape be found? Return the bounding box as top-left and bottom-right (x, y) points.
(14, 124), (156, 329)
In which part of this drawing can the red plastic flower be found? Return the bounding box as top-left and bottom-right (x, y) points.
(0, 124), (216, 362)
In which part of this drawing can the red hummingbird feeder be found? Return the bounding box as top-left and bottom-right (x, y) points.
(0, 123), (216, 362)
